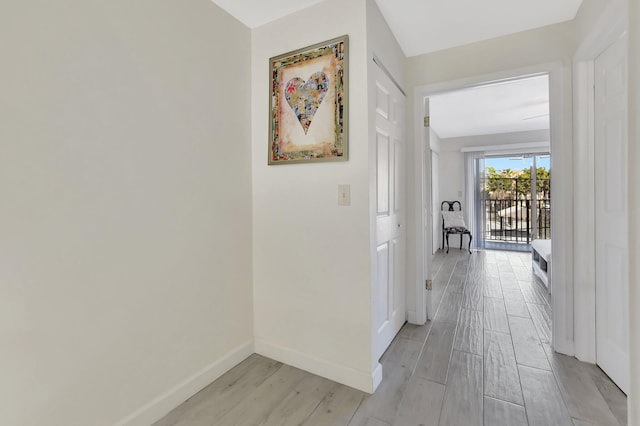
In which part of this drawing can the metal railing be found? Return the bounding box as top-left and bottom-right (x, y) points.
(480, 177), (551, 245)
(482, 199), (551, 244)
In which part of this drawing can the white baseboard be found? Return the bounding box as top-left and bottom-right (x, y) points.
(114, 340), (254, 426)
(407, 309), (417, 324)
(254, 339), (378, 394)
(372, 362), (383, 391)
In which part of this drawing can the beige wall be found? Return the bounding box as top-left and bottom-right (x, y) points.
(407, 22), (576, 87)
(0, 1), (253, 424)
(366, 0), (407, 89)
(574, 0), (613, 43)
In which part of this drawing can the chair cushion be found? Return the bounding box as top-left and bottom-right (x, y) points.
(445, 226), (469, 233)
(442, 210), (466, 228)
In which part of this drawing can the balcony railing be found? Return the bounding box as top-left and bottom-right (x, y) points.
(480, 177), (551, 245)
(482, 199), (551, 244)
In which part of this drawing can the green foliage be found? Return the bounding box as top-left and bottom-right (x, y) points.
(483, 166), (550, 199)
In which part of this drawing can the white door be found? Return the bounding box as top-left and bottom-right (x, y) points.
(595, 34), (629, 394)
(374, 64), (406, 360)
(431, 150), (440, 254)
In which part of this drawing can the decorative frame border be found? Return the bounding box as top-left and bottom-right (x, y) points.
(268, 35), (348, 165)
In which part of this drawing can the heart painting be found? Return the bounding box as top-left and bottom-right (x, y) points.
(268, 35), (347, 164)
(284, 72), (329, 134)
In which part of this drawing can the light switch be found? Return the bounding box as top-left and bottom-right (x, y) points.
(338, 184), (351, 206)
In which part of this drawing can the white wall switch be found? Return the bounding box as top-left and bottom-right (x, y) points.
(338, 184), (351, 206)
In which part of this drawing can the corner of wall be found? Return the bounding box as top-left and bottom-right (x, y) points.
(114, 341), (254, 426)
(254, 339), (379, 393)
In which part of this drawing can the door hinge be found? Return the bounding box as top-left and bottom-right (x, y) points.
(423, 116), (430, 127)
(425, 279), (432, 290)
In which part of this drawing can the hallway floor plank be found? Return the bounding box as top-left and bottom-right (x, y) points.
(154, 249), (627, 426)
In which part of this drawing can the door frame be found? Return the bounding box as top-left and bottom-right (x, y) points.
(573, 0), (628, 363)
(431, 150), (440, 255)
(411, 62), (574, 355)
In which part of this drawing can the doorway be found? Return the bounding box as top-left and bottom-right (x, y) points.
(413, 67), (572, 355)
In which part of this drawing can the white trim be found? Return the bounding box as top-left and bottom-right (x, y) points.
(412, 95), (428, 324)
(572, 0), (628, 364)
(412, 62), (574, 355)
(372, 55), (406, 96)
(460, 141), (550, 153)
(407, 309), (418, 324)
(114, 340), (254, 426)
(371, 362), (383, 391)
(574, 0), (628, 61)
(254, 339), (381, 394)
(572, 59), (597, 363)
(548, 63), (574, 356)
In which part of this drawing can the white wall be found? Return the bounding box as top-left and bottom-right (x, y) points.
(430, 128), (442, 152)
(437, 150), (465, 209)
(0, 1), (254, 425)
(628, 0), (640, 421)
(251, 0), (377, 392)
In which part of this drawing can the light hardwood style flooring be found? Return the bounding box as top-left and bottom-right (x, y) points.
(154, 249), (627, 426)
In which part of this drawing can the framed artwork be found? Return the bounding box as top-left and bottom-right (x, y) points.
(269, 35), (348, 165)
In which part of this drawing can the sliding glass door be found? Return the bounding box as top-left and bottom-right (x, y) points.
(476, 153), (550, 251)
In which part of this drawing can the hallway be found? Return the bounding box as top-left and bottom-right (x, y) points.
(154, 250), (627, 426)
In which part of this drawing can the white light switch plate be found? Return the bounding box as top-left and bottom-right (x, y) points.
(338, 184), (351, 206)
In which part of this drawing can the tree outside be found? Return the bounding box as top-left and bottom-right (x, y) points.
(483, 166), (550, 200)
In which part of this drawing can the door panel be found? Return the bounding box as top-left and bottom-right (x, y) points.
(377, 133), (390, 215)
(394, 141), (403, 213)
(376, 243), (389, 331)
(595, 34), (629, 394)
(374, 64), (406, 360)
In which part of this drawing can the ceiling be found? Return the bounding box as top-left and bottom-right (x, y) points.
(211, 0), (583, 57)
(429, 75), (550, 139)
(374, 0), (583, 57)
(210, 0), (573, 138)
(211, 0), (325, 28)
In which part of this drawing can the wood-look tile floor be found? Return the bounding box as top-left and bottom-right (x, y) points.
(154, 249), (627, 426)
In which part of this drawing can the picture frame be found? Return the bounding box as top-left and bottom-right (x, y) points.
(268, 35), (348, 165)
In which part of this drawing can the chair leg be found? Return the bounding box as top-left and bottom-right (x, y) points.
(468, 234), (472, 254)
(446, 234), (450, 253)
(459, 235), (463, 250)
